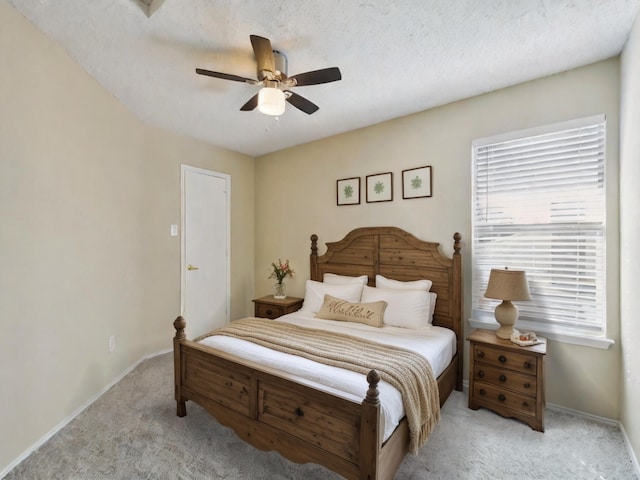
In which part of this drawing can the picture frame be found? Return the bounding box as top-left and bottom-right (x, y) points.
(402, 166), (432, 199)
(366, 172), (393, 203)
(336, 177), (361, 206)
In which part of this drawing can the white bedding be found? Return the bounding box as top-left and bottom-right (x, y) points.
(198, 310), (456, 441)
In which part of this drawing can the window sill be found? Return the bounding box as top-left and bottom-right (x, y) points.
(467, 318), (615, 350)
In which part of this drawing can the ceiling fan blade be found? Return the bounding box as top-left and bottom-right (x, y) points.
(289, 67), (342, 86)
(250, 35), (275, 78)
(240, 94), (259, 111)
(196, 68), (256, 84)
(285, 91), (319, 114)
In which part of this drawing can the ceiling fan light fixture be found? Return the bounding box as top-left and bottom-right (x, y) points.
(258, 87), (285, 116)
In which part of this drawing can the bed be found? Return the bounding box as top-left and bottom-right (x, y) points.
(173, 226), (463, 480)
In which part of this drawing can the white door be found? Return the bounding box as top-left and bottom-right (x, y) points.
(181, 165), (230, 339)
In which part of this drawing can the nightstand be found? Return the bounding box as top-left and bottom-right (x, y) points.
(252, 295), (304, 319)
(467, 328), (547, 432)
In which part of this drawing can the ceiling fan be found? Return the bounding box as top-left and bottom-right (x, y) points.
(196, 34), (342, 116)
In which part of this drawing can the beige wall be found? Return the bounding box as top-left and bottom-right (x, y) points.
(0, 2), (255, 473)
(256, 59), (622, 419)
(620, 11), (640, 469)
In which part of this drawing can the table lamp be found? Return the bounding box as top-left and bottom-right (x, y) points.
(484, 268), (531, 339)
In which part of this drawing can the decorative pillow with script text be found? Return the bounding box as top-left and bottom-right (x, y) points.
(315, 294), (387, 328)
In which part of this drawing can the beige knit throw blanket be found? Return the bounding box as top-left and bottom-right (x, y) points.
(198, 317), (441, 453)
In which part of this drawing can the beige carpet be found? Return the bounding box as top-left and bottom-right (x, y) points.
(4, 353), (638, 479)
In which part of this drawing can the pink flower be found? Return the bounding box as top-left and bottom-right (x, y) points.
(269, 258), (295, 284)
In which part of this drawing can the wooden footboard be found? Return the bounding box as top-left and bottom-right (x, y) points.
(173, 316), (457, 480)
(173, 227), (462, 479)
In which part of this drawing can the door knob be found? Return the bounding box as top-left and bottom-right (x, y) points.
(187, 264), (199, 271)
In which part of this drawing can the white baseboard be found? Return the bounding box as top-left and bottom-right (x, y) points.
(0, 348), (172, 479)
(546, 402), (619, 427)
(620, 422), (640, 477)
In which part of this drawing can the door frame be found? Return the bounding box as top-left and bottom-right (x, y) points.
(180, 164), (231, 322)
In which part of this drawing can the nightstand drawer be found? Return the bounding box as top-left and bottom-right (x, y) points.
(256, 303), (284, 319)
(473, 364), (537, 397)
(472, 344), (538, 375)
(473, 381), (536, 417)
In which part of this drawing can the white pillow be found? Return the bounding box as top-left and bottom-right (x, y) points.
(300, 280), (364, 313)
(361, 285), (432, 329)
(375, 274), (432, 291)
(323, 273), (369, 285)
(428, 292), (437, 324)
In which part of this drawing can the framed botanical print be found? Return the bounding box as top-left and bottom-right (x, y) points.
(402, 166), (432, 199)
(366, 172), (393, 203)
(336, 177), (360, 205)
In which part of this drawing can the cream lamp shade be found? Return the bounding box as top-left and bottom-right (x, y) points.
(258, 87), (285, 116)
(484, 268), (531, 339)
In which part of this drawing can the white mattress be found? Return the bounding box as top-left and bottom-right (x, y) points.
(198, 310), (456, 441)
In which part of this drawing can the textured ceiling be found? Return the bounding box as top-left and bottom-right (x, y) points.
(7, 0), (640, 157)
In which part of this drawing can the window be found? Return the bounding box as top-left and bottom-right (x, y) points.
(471, 115), (609, 345)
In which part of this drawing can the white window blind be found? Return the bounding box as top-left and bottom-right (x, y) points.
(472, 115), (606, 337)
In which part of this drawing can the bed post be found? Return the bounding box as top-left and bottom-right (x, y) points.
(360, 370), (381, 480)
(453, 232), (463, 391)
(310, 234), (319, 280)
(173, 316), (187, 417)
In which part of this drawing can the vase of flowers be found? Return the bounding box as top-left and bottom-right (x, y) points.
(273, 282), (287, 299)
(269, 259), (294, 299)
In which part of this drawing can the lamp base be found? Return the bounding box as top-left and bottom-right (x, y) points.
(494, 300), (518, 339)
(496, 324), (515, 339)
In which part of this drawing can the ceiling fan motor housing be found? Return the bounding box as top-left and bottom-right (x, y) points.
(273, 50), (288, 79)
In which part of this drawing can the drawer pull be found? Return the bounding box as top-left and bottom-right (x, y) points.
(295, 407), (304, 417)
(499, 374), (507, 382)
(523, 382), (531, 389)
(498, 355), (507, 363)
(498, 394), (506, 402)
(478, 370), (485, 378)
(524, 361), (532, 369)
(479, 389), (486, 396)
(266, 309), (273, 316)
(522, 401), (530, 408)
(478, 351), (485, 358)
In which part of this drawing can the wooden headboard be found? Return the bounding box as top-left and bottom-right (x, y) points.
(310, 226), (463, 389)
